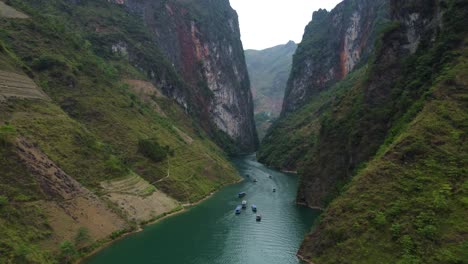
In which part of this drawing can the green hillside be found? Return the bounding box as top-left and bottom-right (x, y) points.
(259, 0), (468, 262)
(0, 0), (239, 262)
(301, 40), (468, 263)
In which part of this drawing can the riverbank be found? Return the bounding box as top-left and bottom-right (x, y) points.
(78, 177), (243, 263)
(297, 253), (316, 264)
(84, 155), (320, 264)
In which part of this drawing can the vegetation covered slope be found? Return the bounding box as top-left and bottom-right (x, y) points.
(0, 0), (241, 262)
(245, 41), (296, 139)
(300, 38), (468, 264)
(260, 0), (467, 262)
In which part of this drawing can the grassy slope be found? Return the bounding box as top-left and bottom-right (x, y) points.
(300, 43), (468, 264)
(0, 0), (238, 262)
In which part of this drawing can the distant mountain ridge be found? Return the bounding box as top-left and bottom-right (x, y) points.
(245, 41), (297, 139)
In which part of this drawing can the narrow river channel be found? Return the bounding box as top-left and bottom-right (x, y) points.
(85, 154), (320, 264)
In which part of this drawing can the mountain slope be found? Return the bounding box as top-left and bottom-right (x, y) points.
(115, 0), (259, 152)
(245, 41), (296, 139)
(0, 0), (252, 262)
(281, 0), (389, 115)
(260, 0), (467, 262)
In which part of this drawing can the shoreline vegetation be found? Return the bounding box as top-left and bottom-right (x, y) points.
(77, 177), (244, 263)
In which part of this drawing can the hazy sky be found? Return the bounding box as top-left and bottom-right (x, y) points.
(230, 0), (343, 50)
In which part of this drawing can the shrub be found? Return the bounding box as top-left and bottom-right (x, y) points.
(0, 125), (17, 145)
(31, 54), (68, 71)
(391, 223), (402, 239)
(59, 240), (78, 263)
(0, 195), (8, 207)
(374, 211), (387, 227)
(400, 235), (414, 254)
(105, 155), (126, 174)
(138, 139), (173, 162)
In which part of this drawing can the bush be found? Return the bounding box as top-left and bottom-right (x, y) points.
(374, 211), (387, 227)
(391, 223), (402, 239)
(0, 195), (8, 207)
(105, 155), (126, 174)
(31, 54), (68, 71)
(138, 139), (173, 162)
(59, 240), (78, 263)
(0, 125), (17, 145)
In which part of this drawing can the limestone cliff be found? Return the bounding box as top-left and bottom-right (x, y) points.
(260, 0), (467, 262)
(296, 0), (444, 208)
(245, 41), (297, 139)
(281, 0), (389, 115)
(297, 0), (467, 262)
(109, 0), (258, 152)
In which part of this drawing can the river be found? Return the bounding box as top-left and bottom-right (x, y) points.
(85, 154), (320, 264)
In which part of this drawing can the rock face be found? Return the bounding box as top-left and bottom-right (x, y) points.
(281, 0), (388, 115)
(297, 0), (444, 208)
(259, 0), (467, 262)
(111, 0), (258, 152)
(245, 41), (297, 139)
(294, 0), (467, 262)
(261, 0), (452, 206)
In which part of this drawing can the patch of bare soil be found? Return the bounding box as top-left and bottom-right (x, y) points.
(15, 137), (127, 250)
(0, 1), (28, 18)
(101, 174), (179, 223)
(124, 79), (166, 116)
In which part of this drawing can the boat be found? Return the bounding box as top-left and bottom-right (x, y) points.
(253, 179), (257, 183)
(242, 200), (247, 208)
(256, 214), (262, 221)
(238, 192), (246, 198)
(273, 188), (276, 192)
(235, 205), (242, 214)
(251, 204), (257, 212)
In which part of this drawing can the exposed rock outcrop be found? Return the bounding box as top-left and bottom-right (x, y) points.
(245, 41), (297, 139)
(281, 0), (389, 115)
(108, 0), (258, 152)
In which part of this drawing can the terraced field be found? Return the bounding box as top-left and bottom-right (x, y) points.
(0, 70), (48, 101)
(0, 1), (28, 18)
(101, 173), (180, 223)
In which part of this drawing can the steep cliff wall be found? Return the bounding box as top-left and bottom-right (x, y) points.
(281, 0), (388, 115)
(108, 0), (258, 152)
(296, 0), (443, 208)
(245, 41), (297, 139)
(259, 0), (388, 171)
(259, 0), (467, 262)
(298, 1), (468, 261)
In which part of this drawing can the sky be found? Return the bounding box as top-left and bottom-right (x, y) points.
(229, 0), (343, 50)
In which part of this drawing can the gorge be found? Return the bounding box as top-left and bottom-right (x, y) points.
(0, 0), (467, 263)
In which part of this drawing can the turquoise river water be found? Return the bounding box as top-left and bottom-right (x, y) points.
(85, 154), (320, 264)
